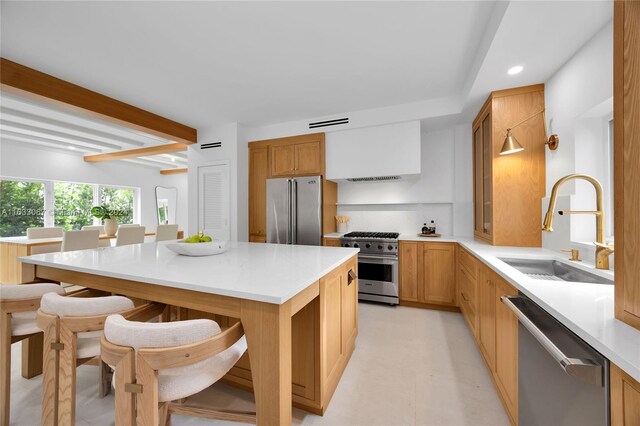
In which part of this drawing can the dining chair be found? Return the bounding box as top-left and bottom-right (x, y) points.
(82, 225), (111, 247)
(102, 315), (253, 425)
(26, 227), (63, 239)
(36, 292), (165, 425)
(0, 283), (66, 426)
(61, 229), (100, 252)
(118, 224), (141, 228)
(115, 226), (146, 247)
(155, 224), (179, 242)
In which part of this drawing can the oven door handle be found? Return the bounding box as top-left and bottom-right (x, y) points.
(357, 254), (398, 261)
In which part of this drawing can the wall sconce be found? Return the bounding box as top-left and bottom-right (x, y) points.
(500, 109), (559, 155)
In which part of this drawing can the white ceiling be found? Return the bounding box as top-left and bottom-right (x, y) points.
(0, 0), (613, 143)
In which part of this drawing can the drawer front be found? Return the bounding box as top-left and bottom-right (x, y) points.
(458, 247), (478, 279)
(458, 264), (477, 307)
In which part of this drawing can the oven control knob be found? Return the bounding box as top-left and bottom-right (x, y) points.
(354, 243), (359, 248)
(378, 245), (383, 250)
(365, 243), (371, 248)
(387, 245), (393, 250)
(343, 243), (350, 247)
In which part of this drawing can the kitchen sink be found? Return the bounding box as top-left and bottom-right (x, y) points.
(498, 258), (614, 285)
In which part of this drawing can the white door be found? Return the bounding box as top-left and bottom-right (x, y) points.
(198, 163), (230, 241)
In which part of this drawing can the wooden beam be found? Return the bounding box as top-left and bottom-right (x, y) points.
(160, 168), (188, 175)
(84, 143), (187, 163)
(0, 58), (197, 144)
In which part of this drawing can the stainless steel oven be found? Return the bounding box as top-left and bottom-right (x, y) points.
(357, 254), (399, 305)
(340, 232), (400, 305)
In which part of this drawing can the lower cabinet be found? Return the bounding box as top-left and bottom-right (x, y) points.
(399, 241), (456, 308)
(322, 237), (341, 247)
(459, 250), (518, 425)
(611, 363), (640, 425)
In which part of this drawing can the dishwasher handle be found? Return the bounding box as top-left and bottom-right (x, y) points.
(501, 295), (603, 387)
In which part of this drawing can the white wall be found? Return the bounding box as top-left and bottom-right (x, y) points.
(543, 20), (613, 253)
(0, 140), (189, 233)
(335, 124), (472, 236)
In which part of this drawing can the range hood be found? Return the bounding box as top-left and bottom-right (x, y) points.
(325, 121), (421, 181)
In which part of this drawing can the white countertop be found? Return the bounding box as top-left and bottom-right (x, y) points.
(457, 238), (639, 383)
(19, 242), (359, 305)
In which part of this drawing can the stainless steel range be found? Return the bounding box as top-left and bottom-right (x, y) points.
(341, 232), (399, 305)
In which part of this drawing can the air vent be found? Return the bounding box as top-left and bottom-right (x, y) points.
(201, 141), (222, 150)
(309, 117), (349, 129)
(346, 176), (401, 182)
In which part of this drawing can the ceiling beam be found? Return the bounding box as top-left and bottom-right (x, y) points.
(84, 143), (188, 163)
(159, 168), (188, 175)
(0, 106), (146, 147)
(0, 120), (122, 150)
(0, 57), (197, 144)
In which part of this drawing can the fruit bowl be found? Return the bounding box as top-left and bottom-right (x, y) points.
(166, 240), (228, 257)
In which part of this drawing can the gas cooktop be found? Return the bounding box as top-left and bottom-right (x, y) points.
(340, 231), (399, 256)
(342, 232), (400, 239)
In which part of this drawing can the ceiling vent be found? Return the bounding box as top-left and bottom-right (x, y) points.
(200, 141), (222, 150)
(309, 117), (349, 129)
(346, 176), (402, 182)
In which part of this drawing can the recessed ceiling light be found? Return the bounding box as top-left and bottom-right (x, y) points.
(67, 146), (76, 150)
(508, 65), (524, 75)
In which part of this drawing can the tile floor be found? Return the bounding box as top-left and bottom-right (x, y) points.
(9, 302), (510, 425)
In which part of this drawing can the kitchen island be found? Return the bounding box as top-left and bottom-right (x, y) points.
(19, 241), (359, 425)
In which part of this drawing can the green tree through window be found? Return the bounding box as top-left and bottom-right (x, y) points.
(54, 182), (94, 231)
(0, 180), (45, 237)
(100, 187), (134, 224)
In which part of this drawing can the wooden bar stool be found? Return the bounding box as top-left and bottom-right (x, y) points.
(0, 283), (65, 426)
(36, 292), (164, 425)
(102, 315), (253, 425)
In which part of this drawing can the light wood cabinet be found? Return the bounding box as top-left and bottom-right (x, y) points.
(614, 0), (640, 330)
(418, 242), (457, 306)
(494, 276), (518, 424)
(399, 241), (419, 302)
(478, 265), (496, 369)
(611, 363), (640, 426)
(398, 242), (456, 308)
(457, 247), (479, 337)
(248, 133), (337, 243)
(249, 146), (268, 241)
(323, 238), (341, 247)
(270, 140), (322, 177)
(472, 85), (546, 247)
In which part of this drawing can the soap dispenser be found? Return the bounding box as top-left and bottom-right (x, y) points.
(422, 223), (429, 234)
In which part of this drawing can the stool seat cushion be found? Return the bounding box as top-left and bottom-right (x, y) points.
(0, 283), (65, 336)
(104, 315), (248, 401)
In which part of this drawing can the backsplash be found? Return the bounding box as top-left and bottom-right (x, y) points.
(336, 203), (453, 235)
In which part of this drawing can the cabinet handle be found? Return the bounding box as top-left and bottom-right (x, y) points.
(348, 270), (357, 285)
(461, 292), (469, 302)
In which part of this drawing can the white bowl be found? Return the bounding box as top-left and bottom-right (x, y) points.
(166, 240), (228, 257)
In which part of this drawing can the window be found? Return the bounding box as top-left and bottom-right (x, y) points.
(100, 186), (135, 225)
(0, 177), (139, 237)
(54, 182), (94, 231)
(0, 179), (46, 237)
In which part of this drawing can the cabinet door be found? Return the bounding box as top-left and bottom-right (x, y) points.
(478, 267), (496, 370)
(270, 144), (295, 177)
(321, 268), (343, 384)
(473, 125), (484, 235)
(458, 263), (478, 338)
(399, 241), (419, 302)
(249, 146), (268, 238)
(294, 141), (322, 175)
(481, 113), (492, 237)
(323, 238), (341, 247)
(418, 243), (456, 306)
(494, 277), (518, 422)
(611, 363), (640, 426)
(341, 259), (358, 351)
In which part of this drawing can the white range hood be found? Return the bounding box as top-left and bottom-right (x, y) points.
(325, 121), (421, 181)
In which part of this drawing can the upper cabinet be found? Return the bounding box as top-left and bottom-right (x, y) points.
(248, 133), (337, 242)
(614, 0), (640, 330)
(270, 140), (322, 177)
(472, 85), (546, 247)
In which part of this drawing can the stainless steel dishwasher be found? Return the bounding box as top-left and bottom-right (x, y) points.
(502, 294), (609, 426)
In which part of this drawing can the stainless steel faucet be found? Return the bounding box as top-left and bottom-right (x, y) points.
(542, 174), (614, 270)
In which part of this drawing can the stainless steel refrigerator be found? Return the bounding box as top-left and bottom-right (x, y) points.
(267, 176), (322, 246)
